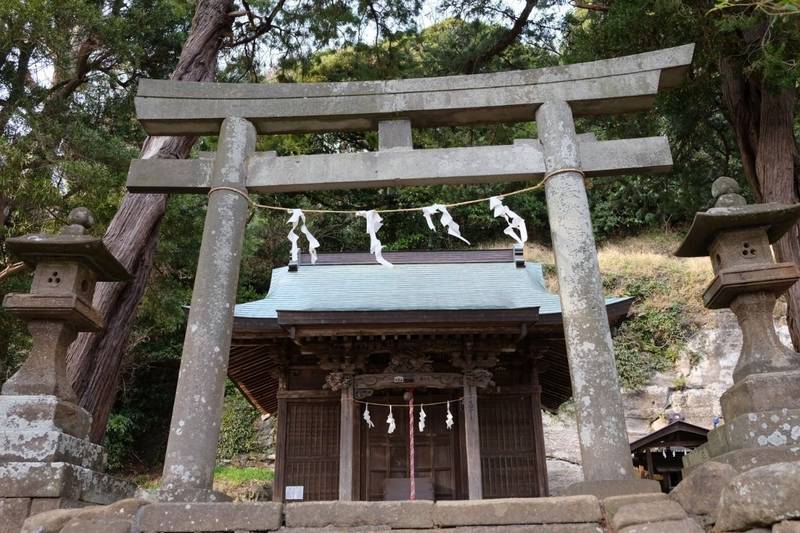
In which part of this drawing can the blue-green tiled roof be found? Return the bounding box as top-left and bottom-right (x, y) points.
(234, 261), (627, 319)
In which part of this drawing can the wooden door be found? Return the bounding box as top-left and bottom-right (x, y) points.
(360, 397), (459, 500)
(283, 398), (340, 501)
(478, 394), (541, 498)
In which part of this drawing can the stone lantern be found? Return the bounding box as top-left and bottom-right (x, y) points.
(676, 177), (800, 471)
(0, 208), (135, 528)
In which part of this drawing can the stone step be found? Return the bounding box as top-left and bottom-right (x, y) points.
(0, 462), (134, 504)
(277, 527), (604, 532)
(610, 500), (687, 532)
(134, 497), (605, 532)
(0, 430), (107, 471)
(137, 502), (283, 532)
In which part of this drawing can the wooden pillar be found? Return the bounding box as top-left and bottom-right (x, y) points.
(339, 384), (354, 501)
(645, 449), (655, 480)
(531, 371), (549, 497)
(273, 396), (288, 502)
(463, 376), (483, 499)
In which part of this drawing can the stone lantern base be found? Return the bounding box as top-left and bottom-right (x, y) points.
(0, 395), (136, 533)
(684, 370), (800, 472)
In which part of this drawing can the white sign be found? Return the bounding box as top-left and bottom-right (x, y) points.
(285, 485), (304, 500)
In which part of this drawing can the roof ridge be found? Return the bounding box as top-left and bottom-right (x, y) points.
(297, 248), (516, 266)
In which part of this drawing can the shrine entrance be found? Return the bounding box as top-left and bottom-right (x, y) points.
(362, 393), (461, 501)
(126, 44), (694, 501)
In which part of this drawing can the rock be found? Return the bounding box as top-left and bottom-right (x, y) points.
(670, 461), (735, 517)
(611, 500), (687, 531)
(75, 498), (149, 521)
(618, 518), (703, 533)
(602, 493), (668, 521)
(0, 498), (31, 533)
(712, 177), (741, 198)
(61, 518), (131, 533)
(284, 501), (432, 529)
(543, 411), (584, 495)
(774, 522), (800, 532)
(716, 462), (800, 531)
(543, 412), (582, 465)
(716, 193), (747, 208)
(432, 496), (602, 527)
(21, 508), (81, 533)
(137, 501), (283, 532)
(547, 459), (583, 496)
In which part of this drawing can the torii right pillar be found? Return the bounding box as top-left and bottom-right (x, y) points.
(536, 101), (660, 496)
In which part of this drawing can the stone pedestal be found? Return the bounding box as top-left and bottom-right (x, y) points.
(0, 209), (135, 532)
(685, 370), (800, 473)
(676, 178), (800, 474)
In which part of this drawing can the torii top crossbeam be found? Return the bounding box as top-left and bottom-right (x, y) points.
(135, 44), (693, 136)
(137, 44), (695, 503)
(128, 45), (693, 194)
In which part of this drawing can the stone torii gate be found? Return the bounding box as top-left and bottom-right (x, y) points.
(126, 44), (694, 502)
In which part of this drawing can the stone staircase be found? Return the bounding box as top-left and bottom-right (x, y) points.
(16, 493), (717, 533)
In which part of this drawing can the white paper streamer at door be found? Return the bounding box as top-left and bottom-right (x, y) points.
(446, 401), (454, 430)
(356, 210), (392, 267)
(421, 204), (470, 244)
(488, 196), (527, 246)
(363, 403), (375, 428)
(418, 406), (426, 433)
(386, 405), (396, 434)
(287, 209), (320, 263)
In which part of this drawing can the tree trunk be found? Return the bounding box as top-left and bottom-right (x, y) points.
(720, 55), (800, 350)
(66, 0), (235, 443)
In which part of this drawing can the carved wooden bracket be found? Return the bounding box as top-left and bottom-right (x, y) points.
(324, 371), (354, 391)
(464, 369), (494, 388)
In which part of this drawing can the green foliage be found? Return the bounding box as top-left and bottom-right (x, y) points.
(214, 466), (274, 483)
(605, 274), (694, 390)
(104, 410), (145, 472)
(217, 383), (261, 461)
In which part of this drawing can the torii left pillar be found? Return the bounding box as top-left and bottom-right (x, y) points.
(160, 117), (256, 502)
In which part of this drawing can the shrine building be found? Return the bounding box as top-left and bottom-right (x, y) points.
(228, 249), (632, 502)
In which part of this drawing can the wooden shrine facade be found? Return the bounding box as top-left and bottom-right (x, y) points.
(228, 250), (632, 501)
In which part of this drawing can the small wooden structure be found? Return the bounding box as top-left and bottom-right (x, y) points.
(229, 249), (632, 501)
(630, 421), (709, 492)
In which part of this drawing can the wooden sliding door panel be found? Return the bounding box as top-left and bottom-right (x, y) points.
(479, 394), (540, 498)
(284, 399), (340, 501)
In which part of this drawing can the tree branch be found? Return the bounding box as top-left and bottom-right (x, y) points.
(462, 0), (537, 74)
(227, 0), (286, 48)
(0, 261), (27, 283)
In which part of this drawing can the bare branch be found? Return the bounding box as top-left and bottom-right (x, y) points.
(462, 0), (537, 74)
(0, 261), (27, 283)
(227, 0), (286, 48)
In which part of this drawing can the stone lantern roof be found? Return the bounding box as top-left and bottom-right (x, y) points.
(5, 207), (129, 282)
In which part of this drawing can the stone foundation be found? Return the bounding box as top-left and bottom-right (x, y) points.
(10, 493), (736, 533)
(683, 370), (800, 475)
(0, 396), (135, 532)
